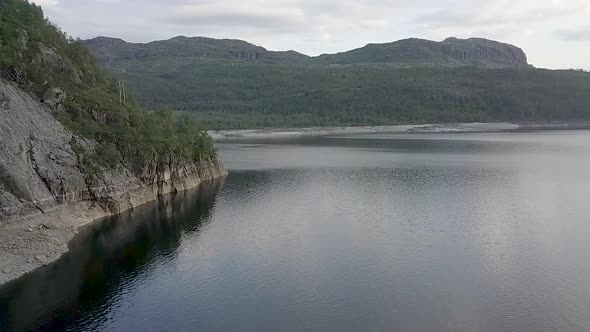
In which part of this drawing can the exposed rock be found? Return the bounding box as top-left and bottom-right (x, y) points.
(34, 254), (47, 262)
(0, 77), (227, 223)
(33, 44), (83, 83)
(36, 45), (62, 68)
(314, 37), (528, 68)
(42, 87), (67, 112)
(0, 92), (9, 109)
(86, 35), (529, 68)
(18, 31), (29, 49)
(43, 88), (67, 112)
(91, 109), (107, 123)
(0, 77), (227, 285)
(0, 79), (86, 221)
(441, 37), (528, 68)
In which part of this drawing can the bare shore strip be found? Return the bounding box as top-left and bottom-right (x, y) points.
(0, 168), (228, 287)
(209, 122), (590, 140)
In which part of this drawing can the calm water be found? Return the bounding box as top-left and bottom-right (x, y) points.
(2, 131), (590, 331)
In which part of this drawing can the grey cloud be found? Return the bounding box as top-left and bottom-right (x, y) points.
(156, 5), (306, 32)
(556, 26), (590, 41)
(157, 14), (304, 33)
(37, 0), (590, 69)
(411, 5), (583, 28)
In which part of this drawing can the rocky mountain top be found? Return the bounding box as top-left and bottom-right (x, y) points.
(314, 37), (528, 68)
(84, 36), (311, 66)
(84, 36), (528, 69)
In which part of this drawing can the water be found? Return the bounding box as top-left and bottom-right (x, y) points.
(2, 131), (590, 331)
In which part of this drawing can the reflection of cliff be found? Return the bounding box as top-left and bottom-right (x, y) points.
(0, 178), (224, 331)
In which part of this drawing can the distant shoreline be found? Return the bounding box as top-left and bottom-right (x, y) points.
(209, 122), (590, 140)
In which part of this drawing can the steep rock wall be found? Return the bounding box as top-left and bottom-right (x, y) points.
(0, 78), (226, 223)
(0, 79), (227, 285)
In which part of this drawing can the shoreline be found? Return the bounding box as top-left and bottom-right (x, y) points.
(0, 169), (228, 287)
(209, 122), (590, 140)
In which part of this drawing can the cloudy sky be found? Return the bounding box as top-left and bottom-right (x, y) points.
(36, 0), (589, 69)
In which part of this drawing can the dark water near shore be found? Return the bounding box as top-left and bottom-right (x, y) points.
(2, 131), (590, 331)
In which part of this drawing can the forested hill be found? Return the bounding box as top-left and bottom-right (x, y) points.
(84, 36), (311, 66)
(83, 36), (590, 129)
(0, 0), (215, 166)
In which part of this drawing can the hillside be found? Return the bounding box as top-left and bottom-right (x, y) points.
(0, 0), (224, 222)
(84, 36), (311, 67)
(0, 0), (227, 285)
(84, 36), (528, 69)
(83, 35), (590, 129)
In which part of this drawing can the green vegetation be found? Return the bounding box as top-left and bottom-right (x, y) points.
(110, 59), (590, 129)
(83, 36), (590, 129)
(0, 0), (214, 171)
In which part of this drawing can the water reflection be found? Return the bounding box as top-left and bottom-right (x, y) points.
(0, 178), (224, 332)
(2, 131), (590, 331)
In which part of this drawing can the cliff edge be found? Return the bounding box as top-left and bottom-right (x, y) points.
(0, 0), (227, 286)
(0, 78), (226, 285)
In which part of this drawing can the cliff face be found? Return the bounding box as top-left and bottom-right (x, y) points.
(314, 37), (528, 68)
(0, 77), (227, 224)
(0, 0), (227, 286)
(440, 37), (528, 68)
(0, 77), (226, 285)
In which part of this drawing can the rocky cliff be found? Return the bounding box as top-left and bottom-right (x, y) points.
(0, 78), (227, 285)
(0, 0), (227, 286)
(314, 37), (528, 68)
(440, 37), (528, 68)
(0, 78), (226, 223)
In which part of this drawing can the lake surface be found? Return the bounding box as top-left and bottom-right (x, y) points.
(2, 131), (590, 331)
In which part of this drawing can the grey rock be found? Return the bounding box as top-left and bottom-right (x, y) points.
(33, 44), (83, 84)
(34, 254), (47, 262)
(314, 37), (528, 68)
(0, 92), (9, 110)
(39, 223), (55, 230)
(35, 45), (62, 68)
(18, 31), (28, 49)
(42, 87), (67, 112)
(0, 77), (227, 225)
(0, 77), (226, 286)
(0, 79), (87, 222)
(440, 37), (528, 69)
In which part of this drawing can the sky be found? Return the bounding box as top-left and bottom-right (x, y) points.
(35, 0), (590, 69)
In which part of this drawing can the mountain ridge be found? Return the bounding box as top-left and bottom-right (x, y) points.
(81, 34), (590, 130)
(84, 35), (528, 69)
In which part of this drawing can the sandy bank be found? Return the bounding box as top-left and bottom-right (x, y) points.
(208, 123), (518, 140)
(209, 122), (590, 141)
